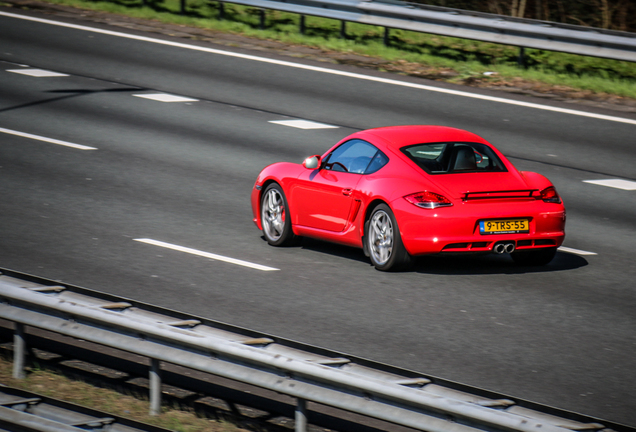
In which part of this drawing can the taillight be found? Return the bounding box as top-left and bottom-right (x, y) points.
(540, 186), (562, 203)
(404, 191), (453, 209)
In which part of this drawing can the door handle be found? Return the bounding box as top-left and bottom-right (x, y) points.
(342, 188), (353, 196)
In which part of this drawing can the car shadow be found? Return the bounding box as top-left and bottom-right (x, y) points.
(291, 237), (372, 264)
(291, 238), (588, 274)
(411, 251), (588, 275)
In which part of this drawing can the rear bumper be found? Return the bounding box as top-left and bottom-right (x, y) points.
(392, 198), (566, 256)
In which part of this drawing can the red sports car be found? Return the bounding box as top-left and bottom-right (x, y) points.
(251, 126), (565, 271)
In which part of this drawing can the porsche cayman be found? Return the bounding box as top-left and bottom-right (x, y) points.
(251, 125), (566, 271)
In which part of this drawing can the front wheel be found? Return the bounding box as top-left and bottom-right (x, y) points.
(261, 183), (297, 246)
(511, 247), (557, 266)
(365, 204), (412, 271)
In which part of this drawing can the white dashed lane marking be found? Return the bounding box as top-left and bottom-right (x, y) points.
(8, 68), (69, 77)
(558, 246), (598, 256)
(134, 238), (280, 271)
(269, 120), (338, 129)
(0, 127), (97, 150)
(583, 179), (636, 190)
(133, 93), (199, 103)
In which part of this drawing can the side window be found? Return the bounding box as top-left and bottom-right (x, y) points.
(324, 140), (388, 174)
(365, 151), (389, 174)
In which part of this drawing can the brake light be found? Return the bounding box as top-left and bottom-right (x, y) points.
(540, 186), (562, 204)
(404, 191), (453, 209)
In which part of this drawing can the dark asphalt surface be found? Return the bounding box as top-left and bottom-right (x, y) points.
(1, 9), (635, 426)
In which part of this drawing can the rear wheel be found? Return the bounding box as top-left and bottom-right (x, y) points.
(366, 204), (412, 271)
(511, 247), (557, 266)
(261, 183), (296, 246)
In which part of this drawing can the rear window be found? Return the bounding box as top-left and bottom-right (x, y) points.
(401, 142), (506, 174)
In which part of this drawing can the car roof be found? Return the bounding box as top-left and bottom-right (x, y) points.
(354, 125), (490, 151)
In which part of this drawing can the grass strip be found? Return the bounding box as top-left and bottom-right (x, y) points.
(0, 356), (244, 432)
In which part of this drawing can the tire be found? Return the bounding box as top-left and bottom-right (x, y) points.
(365, 204), (412, 271)
(260, 183), (297, 246)
(511, 247), (557, 266)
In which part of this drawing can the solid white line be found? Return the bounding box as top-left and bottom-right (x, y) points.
(2, 11), (635, 126)
(558, 246), (597, 256)
(134, 238), (280, 271)
(0, 127), (97, 150)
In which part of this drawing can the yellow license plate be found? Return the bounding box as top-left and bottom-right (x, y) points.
(480, 219), (529, 234)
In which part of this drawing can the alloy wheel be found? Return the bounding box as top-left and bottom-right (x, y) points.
(369, 210), (393, 266)
(262, 188), (285, 242)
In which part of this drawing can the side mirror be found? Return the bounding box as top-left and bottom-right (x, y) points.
(303, 155), (320, 169)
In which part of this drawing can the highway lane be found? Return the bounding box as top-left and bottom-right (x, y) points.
(1, 9), (636, 426)
(2, 10), (635, 177)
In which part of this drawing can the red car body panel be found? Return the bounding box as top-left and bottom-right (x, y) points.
(251, 126), (565, 256)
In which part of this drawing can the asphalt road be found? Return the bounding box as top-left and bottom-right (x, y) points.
(1, 9), (635, 426)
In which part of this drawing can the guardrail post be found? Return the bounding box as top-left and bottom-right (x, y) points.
(149, 358), (162, 415)
(300, 15), (306, 34)
(518, 46), (526, 68)
(295, 398), (307, 432)
(260, 8), (266, 30)
(180, 0), (186, 15)
(340, 20), (347, 39)
(218, 1), (225, 20)
(13, 323), (26, 379)
(384, 27), (390, 46)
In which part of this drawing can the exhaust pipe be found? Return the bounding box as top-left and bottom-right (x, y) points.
(494, 241), (515, 254)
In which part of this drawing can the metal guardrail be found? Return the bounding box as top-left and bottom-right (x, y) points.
(0, 386), (173, 432)
(0, 268), (634, 432)
(208, 0), (636, 62)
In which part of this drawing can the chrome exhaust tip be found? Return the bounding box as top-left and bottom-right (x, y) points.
(494, 241), (515, 254)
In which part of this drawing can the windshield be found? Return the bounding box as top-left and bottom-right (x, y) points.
(401, 142), (506, 174)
